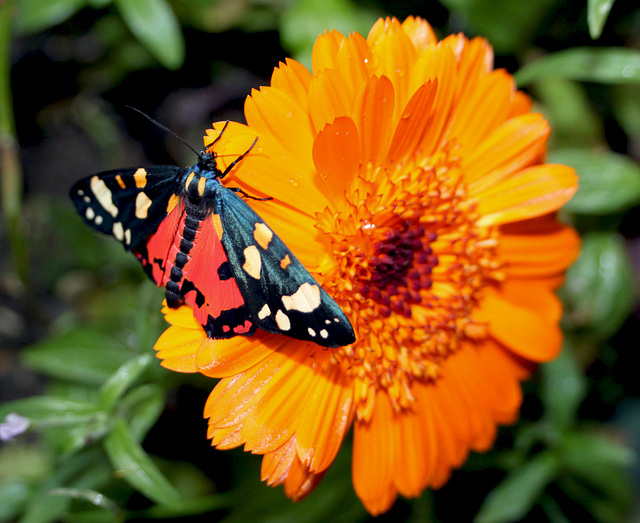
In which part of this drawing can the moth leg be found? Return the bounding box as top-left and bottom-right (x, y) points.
(221, 137), (259, 177)
(228, 187), (272, 201)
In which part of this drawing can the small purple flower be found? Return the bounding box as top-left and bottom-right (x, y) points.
(0, 413), (30, 441)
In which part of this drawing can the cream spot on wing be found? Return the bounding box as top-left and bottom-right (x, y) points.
(77, 189), (84, 196)
(83, 196), (91, 203)
(167, 193), (180, 213)
(275, 310), (290, 331)
(133, 168), (147, 188)
(211, 213), (223, 239)
(85, 207), (95, 220)
(124, 228), (132, 245)
(308, 328), (316, 337)
(253, 222), (273, 249)
(242, 245), (262, 279)
(282, 282), (321, 313)
(197, 176), (206, 197)
(113, 222), (124, 241)
(258, 304), (271, 320)
(320, 329), (329, 338)
(90, 176), (118, 217)
(95, 215), (103, 225)
(135, 192), (152, 219)
(280, 254), (291, 269)
(184, 172), (195, 192)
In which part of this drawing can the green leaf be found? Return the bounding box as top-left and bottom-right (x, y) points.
(475, 452), (560, 523)
(439, 0), (556, 53)
(588, 0), (615, 39)
(561, 431), (634, 489)
(49, 488), (120, 514)
(517, 48), (640, 86)
(548, 149), (640, 215)
(534, 79), (603, 148)
(114, 0), (185, 69)
(98, 353), (154, 409)
(119, 384), (165, 442)
(19, 494), (69, 523)
(104, 418), (182, 506)
(21, 329), (135, 385)
(0, 479), (30, 521)
(280, 0), (381, 69)
(561, 232), (636, 340)
(540, 341), (586, 431)
(15, 0), (85, 35)
(611, 85), (640, 138)
(0, 396), (99, 423)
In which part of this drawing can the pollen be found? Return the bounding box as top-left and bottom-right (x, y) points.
(318, 149), (501, 419)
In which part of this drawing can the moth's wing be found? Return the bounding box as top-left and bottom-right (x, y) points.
(137, 201), (257, 339)
(69, 166), (182, 251)
(216, 190), (355, 348)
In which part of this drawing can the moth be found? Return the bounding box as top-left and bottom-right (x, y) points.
(70, 123), (355, 348)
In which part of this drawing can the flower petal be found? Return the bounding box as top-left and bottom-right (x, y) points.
(464, 113), (550, 190)
(475, 288), (563, 362)
(352, 390), (398, 515)
(296, 354), (353, 472)
(196, 331), (279, 377)
(313, 116), (361, 205)
(499, 218), (581, 279)
(353, 75), (395, 166)
(154, 325), (201, 372)
(475, 164), (577, 227)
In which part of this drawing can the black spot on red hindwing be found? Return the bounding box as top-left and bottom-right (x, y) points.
(217, 261), (232, 281)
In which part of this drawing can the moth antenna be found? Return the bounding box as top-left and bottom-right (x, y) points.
(126, 105), (201, 158)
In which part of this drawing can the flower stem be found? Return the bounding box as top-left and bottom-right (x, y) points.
(0, 0), (28, 284)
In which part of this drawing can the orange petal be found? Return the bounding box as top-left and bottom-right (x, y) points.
(313, 116), (361, 205)
(153, 325), (201, 373)
(160, 302), (201, 329)
(401, 16), (438, 48)
(311, 29), (347, 72)
(500, 279), (564, 324)
(475, 164), (577, 227)
(368, 18), (418, 110)
(392, 400), (432, 498)
(475, 288), (563, 362)
(308, 69), (356, 133)
(209, 424), (243, 449)
(271, 58), (312, 111)
(443, 70), (514, 154)
(244, 88), (315, 170)
(352, 390), (398, 515)
(296, 354), (353, 472)
(238, 342), (319, 453)
(499, 219), (581, 278)
(261, 437), (297, 486)
(196, 331), (280, 377)
(464, 113), (550, 190)
(333, 31), (370, 94)
(387, 80), (437, 164)
(283, 455), (325, 501)
(353, 75), (395, 166)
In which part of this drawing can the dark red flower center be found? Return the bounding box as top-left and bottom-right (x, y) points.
(358, 220), (438, 318)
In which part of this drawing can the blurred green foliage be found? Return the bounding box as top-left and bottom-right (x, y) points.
(1, 0), (640, 522)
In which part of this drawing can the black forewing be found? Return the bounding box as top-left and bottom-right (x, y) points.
(70, 166), (183, 251)
(216, 188), (355, 348)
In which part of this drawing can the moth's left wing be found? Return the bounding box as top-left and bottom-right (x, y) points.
(69, 166), (183, 251)
(216, 189), (355, 348)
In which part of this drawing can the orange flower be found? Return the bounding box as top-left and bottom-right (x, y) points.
(154, 16), (579, 515)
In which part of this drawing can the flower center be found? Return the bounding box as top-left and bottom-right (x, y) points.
(357, 222), (438, 319)
(317, 149), (504, 420)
